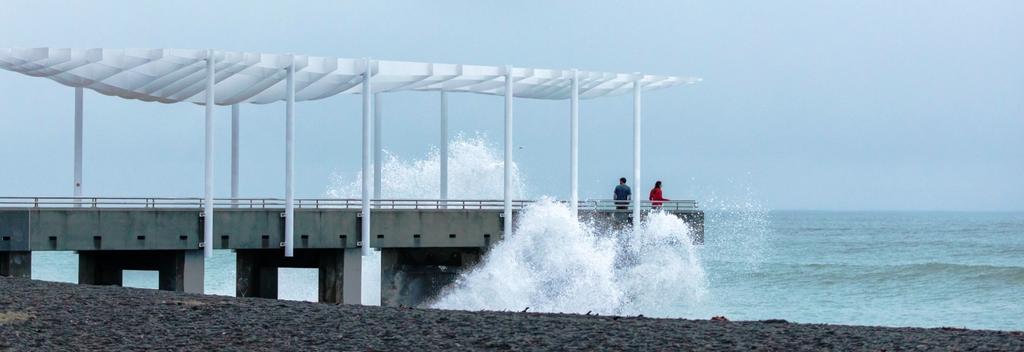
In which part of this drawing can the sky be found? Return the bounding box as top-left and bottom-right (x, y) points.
(0, 0), (1021, 211)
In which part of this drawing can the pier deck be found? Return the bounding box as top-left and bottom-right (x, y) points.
(0, 197), (703, 306)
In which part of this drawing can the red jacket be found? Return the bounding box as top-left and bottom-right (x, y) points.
(649, 188), (669, 207)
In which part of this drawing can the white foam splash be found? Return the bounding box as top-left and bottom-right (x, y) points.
(430, 199), (708, 317)
(325, 134), (526, 305)
(327, 134), (526, 200)
(327, 134), (711, 315)
(699, 186), (775, 269)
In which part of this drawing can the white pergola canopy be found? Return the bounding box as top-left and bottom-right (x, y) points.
(0, 47), (699, 268)
(0, 47), (699, 104)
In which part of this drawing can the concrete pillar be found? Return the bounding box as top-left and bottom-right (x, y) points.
(174, 250), (205, 293)
(380, 247), (482, 307)
(342, 248), (363, 304)
(319, 250), (345, 303)
(235, 249), (356, 304)
(0, 251), (31, 278)
(78, 251), (125, 286)
(77, 250), (204, 292)
(236, 250), (278, 299)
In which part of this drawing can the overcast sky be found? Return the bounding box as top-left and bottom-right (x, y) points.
(1, 0), (1021, 211)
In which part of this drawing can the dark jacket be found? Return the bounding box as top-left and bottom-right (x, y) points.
(614, 184), (631, 201)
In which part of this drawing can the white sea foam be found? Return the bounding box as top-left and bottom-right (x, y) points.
(325, 135), (525, 305)
(327, 134), (711, 315)
(430, 200), (708, 316)
(326, 134), (525, 200)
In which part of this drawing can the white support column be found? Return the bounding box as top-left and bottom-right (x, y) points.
(284, 60), (296, 258)
(373, 93), (382, 199)
(361, 59), (373, 257)
(631, 78), (642, 225)
(231, 104), (240, 208)
(570, 69), (580, 214)
(203, 50), (216, 258)
(440, 91), (449, 201)
(73, 87), (83, 207)
(503, 66), (514, 236)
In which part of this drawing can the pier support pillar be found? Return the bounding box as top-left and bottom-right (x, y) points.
(342, 248), (363, 305)
(77, 250), (204, 293)
(236, 250), (279, 299)
(380, 247), (482, 307)
(235, 249), (360, 304)
(0, 251), (31, 278)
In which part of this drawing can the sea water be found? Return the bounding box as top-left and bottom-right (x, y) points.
(700, 210), (1024, 331)
(28, 136), (1024, 331)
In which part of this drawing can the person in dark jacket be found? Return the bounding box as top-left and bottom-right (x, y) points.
(649, 180), (669, 208)
(613, 177), (631, 210)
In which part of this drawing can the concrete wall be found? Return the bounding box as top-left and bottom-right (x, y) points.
(77, 250), (204, 293)
(1, 208), (517, 251)
(2, 207), (703, 305)
(235, 248), (359, 304)
(370, 210), (505, 248)
(0, 251), (30, 278)
(582, 210), (705, 244)
(0, 210), (31, 251)
(380, 247), (482, 307)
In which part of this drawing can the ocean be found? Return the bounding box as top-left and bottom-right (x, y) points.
(700, 210), (1024, 331)
(24, 137), (1024, 331)
(28, 210), (1023, 331)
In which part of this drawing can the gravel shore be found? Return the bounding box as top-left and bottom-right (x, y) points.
(0, 277), (1021, 351)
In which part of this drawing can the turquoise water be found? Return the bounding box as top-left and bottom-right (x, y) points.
(29, 211), (1024, 331)
(31, 250), (321, 302)
(699, 211), (1024, 331)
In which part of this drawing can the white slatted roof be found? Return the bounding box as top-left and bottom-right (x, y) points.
(0, 48), (700, 105)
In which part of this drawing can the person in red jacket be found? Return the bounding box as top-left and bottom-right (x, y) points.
(649, 180), (669, 208)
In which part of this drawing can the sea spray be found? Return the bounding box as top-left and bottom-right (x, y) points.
(615, 210), (709, 315)
(431, 200), (709, 317)
(325, 135), (526, 305)
(327, 134), (713, 314)
(431, 199), (624, 314)
(699, 186), (775, 269)
(327, 134), (526, 200)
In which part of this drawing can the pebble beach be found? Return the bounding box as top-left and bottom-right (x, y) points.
(1, 277), (1022, 351)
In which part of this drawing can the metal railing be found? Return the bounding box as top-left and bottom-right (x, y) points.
(0, 197), (698, 211)
(584, 199), (698, 212)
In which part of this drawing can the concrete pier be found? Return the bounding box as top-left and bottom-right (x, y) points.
(235, 248), (362, 304)
(583, 210), (705, 245)
(0, 251), (30, 278)
(1, 198), (704, 307)
(77, 250), (204, 293)
(371, 210), (502, 307)
(380, 247), (482, 307)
